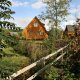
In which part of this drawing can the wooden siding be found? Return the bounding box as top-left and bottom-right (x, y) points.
(64, 26), (75, 38)
(67, 32), (75, 36)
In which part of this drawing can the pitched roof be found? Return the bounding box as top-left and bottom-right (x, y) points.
(66, 25), (75, 32)
(26, 16), (48, 34)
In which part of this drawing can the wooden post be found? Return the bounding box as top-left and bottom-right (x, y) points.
(61, 50), (64, 62)
(62, 50), (64, 80)
(41, 59), (45, 79)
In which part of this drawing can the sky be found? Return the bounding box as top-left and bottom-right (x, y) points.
(9, 0), (80, 30)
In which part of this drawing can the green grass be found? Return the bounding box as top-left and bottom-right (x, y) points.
(0, 56), (30, 78)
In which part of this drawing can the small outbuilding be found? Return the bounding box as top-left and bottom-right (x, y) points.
(64, 25), (75, 38)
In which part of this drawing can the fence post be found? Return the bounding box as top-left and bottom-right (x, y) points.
(42, 58), (45, 79)
(9, 76), (12, 80)
(61, 50), (64, 62)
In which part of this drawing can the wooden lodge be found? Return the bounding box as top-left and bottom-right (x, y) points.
(22, 17), (48, 40)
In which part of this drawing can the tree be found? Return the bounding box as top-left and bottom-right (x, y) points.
(39, 0), (71, 38)
(0, 0), (15, 28)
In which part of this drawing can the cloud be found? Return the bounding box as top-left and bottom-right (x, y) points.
(61, 5), (80, 30)
(9, 0), (29, 7)
(61, 4), (80, 30)
(69, 5), (80, 16)
(9, 0), (46, 8)
(31, 0), (46, 9)
(61, 15), (76, 30)
(9, 17), (32, 29)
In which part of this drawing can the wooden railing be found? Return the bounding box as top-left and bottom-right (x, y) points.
(9, 44), (69, 80)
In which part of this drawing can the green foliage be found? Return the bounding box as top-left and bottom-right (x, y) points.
(30, 43), (49, 62)
(0, 31), (19, 47)
(45, 47), (80, 80)
(0, 0), (14, 20)
(14, 40), (49, 62)
(0, 0), (15, 28)
(13, 40), (28, 56)
(45, 66), (59, 80)
(39, 0), (71, 25)
(0, 56), (30, 78)
(2, 47), (17, 56)
(43, 28), (62, 54)
(0, 30), (31, 79)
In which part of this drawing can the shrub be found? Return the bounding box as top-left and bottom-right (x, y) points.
(0, 56), (30, 79)
(2, 47), (16, 56)
(44, 66), (59, 80)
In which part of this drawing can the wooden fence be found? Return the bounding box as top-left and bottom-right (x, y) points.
(9, 44), (69, 80)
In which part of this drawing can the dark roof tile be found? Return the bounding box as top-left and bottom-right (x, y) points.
(66, 25), (75, 31)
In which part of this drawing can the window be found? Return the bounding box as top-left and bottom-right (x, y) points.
(34, 22), (38, 27)
(40, 32), (44, 35)
(29, 30), (33, 35)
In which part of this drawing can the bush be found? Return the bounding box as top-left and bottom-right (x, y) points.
(0, 56), (30, 79)
(30, 43), (49, 62)
(44, 66), (59, 80)
(14, 40), (29, 56)
(2, 47), (16, 56)
(0, 28), (2, 32)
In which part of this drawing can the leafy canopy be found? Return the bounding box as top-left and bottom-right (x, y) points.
(0, 0), (15, 28)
